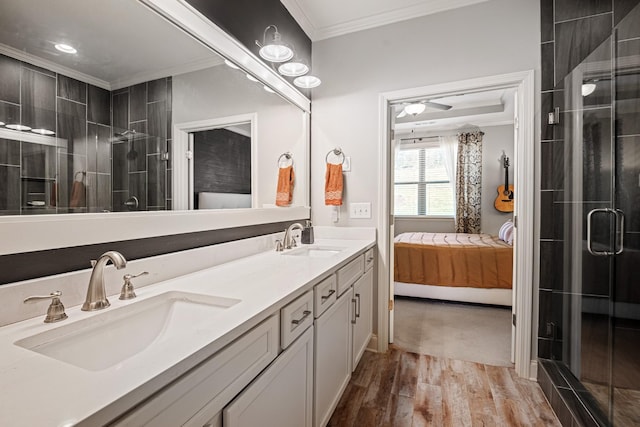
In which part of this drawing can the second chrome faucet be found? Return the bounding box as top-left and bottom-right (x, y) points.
(82, 251), (127, 311)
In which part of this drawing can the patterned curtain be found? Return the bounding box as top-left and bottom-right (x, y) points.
(455, 131), (484, 233)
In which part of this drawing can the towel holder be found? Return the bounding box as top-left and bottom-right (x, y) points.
(325, 148), (345, 164)
(74, 171), (86, 181)
(278, 152), (294, 167)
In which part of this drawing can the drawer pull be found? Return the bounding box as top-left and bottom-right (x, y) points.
(367, 256), (374, 262)
(356, 293), (361, 318)
(291, 310), (311, 325)
(321, 289), (336, 301)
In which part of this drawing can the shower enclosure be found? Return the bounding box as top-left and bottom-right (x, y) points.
(541, 4), (640, 426)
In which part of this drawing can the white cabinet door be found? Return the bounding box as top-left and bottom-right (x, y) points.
(352, 268), (373, 370)
(314, 290), (351, 427)
(224, 326), (314, 427)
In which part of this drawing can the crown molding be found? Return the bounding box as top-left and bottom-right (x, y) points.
(282, 0), (488, 41)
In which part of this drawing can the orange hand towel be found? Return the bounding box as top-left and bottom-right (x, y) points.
(276, 165), (295, 206)
(325, 163), (343, 206)
(70, 180), (86, 208)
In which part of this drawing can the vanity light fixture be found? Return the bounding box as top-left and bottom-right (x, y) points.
(246, 73), (259, 83)
(54, 43), (77, 54)
(257, 25), (293, 63)
(263, 85), (275, 94)
(278, 60), (309, 77)
(582, 83), (596, 97)
(224, 59), (240, 70)
(404, 103), (426, 116)
(31, 128), (55, 135)
(5, 124), (32, 131)
(293, 75), (321, 89)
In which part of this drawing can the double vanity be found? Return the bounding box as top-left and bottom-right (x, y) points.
(0, 229), (376, 427)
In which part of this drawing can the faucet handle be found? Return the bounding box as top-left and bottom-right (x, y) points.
(275, 239), (284, 252)
(119, 272), (148, 300)
(24, 291), (68, 323)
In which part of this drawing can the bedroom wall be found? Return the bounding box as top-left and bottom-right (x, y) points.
(481, 124), (515, 234)
(311, 0), (539, 349)
(394, 124), (515, 237)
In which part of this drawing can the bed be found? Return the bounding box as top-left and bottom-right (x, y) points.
(394, 232), (513, 306)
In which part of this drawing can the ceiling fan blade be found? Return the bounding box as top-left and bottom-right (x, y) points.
(396, 109), (407, 118)
(423, 101), (452, 111)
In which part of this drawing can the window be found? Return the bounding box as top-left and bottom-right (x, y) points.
(394, 144), (455, 216)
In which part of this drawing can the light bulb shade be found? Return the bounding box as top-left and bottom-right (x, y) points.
(278, 61), (309, 77)
(582, 83), (596, 97)
(404, 103), (426, 116)
(294, 75), (321, 89)
(263, 85), (275, 93)
(246, 73), (259, 83)
(259, 43), (294, 62)
(55, 43), (77, 54)
(31, 128), (55, 135)
(224, 59), (240, 70)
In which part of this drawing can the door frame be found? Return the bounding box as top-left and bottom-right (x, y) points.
(173, 113), (258, 210)
(376, 70), (536, 378)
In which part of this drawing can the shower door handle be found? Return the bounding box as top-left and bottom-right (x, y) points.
(587, 208), (615, 256)
(615, 210), (625, 255)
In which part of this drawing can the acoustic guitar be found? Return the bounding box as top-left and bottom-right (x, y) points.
(494, 156), (514, 212)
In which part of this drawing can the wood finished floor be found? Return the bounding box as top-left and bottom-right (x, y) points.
(328, 347), (561, 427)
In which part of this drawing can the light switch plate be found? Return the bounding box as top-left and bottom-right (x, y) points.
(350, 202), (371, 219)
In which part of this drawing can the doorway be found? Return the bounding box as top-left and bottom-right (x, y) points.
(376, 71), (535, 378)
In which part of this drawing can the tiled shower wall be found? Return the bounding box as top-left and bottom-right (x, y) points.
(538, 0), (640, 425)
(0, 53), (172, 214)
(0, 53), (112, 214)
(111, 78), (172, 211)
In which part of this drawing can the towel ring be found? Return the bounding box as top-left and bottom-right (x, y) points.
(325, 148), (345, 164)
(278, 152), (294, 167)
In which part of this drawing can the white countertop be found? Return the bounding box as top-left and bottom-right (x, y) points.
(0, 237), (375, 427)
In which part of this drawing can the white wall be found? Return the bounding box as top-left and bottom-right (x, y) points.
(311, 0), (539, 227)
(311, 0), (540, 345)
(481, 124), (515, 234)
(173, 65), (308, 209)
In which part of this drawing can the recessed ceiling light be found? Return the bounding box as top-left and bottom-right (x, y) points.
(5, 124), (32, 131)
(278, 61), (309, 77)
(246, 73), (259, 83)
(293, 75), (321, 89)
(263, 85), (275, 94)
(582, 83), (596, 97)
(224, 59), (240, 70)
(31, 128), (55, 135)
(54, 43), (77, 54)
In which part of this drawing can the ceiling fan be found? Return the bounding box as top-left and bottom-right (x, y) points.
(396, 100), (452, 118)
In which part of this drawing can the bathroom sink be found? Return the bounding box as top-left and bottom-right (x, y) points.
(15, 291), (240, 371)
(283, 246), (344, 258)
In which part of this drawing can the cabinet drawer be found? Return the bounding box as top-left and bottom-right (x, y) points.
(336, 255), (364, 296)
(112, 315), (280, 427)
(281, 291), (313, 349)
(364, 248), (374, 271)
(314, 275), (337, 318)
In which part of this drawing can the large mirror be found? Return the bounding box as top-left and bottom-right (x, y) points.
(0, 0), (309, 217)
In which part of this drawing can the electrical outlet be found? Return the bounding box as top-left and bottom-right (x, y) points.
(350, 202), (371, 219)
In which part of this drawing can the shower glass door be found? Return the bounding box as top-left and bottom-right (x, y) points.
(556, 4), (640, 425)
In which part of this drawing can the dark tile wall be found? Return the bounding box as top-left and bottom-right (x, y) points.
(193, 128), (251, 207)
(111, 78), (172, 212)
(538, 1), (640, 425)
(0, 54), (112, 215)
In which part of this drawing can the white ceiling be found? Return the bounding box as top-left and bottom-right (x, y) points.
(0, 0), (221, 90)
(280, 0), (489, 41)
(393, 88), (516, 136)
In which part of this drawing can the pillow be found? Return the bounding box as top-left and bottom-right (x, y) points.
(498, 220), (514, 245)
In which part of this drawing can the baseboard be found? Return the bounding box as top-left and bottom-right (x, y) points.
(529, 359), (538, 381)
(367, 334), (378, 352)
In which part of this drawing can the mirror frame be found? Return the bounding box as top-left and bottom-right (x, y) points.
(0, 0), (311, 256)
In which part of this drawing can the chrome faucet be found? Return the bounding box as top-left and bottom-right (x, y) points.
(82, 251), (127, 311)
(283, 223), (304, 249)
